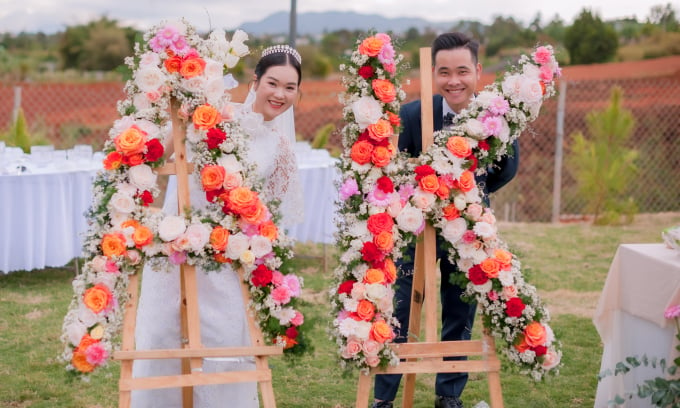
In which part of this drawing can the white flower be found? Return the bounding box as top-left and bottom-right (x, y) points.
(250, 235), (273, 257)
(135, 65), (166, 93)
(351, 96), (383, 129)
(473, 221), (496, 239)
(77, 303), (99, 327)
(65, 320), (88, 346)
(240, 249), (255, 265)
(464, 119), (486, 140)
(109, 191), (136, 214)
(395, 204), (424, 233)
(217, 154), (244, 173)
(128, 164), (157, 191)
(184, 223), (211, 252)
(229, 30), (249, 57)
(158, 215), (187, 242)
(364, 283), (387, 302)
(272, 307), (296, 325)
(441, 218), (467, 244)
(518, 77), (544, 105)
(225, 232), (250, 259)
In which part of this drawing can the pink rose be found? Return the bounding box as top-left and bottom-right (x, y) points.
(541, 348), (561, 370)
(365, 355), (381, 367)
(362, 339), (381, 356)
(539, 65), (554, 82)
(466, 203), (483, 220)
(532, 46), (552, 65)
(85, 342), (109, 366)
(342, 337), (362, 358)
(125, 250), (141, 266)
(223, 172), (243, 190)
(350, 282), (366, 300)
(271, 286), (292, 305)
(291, 311), (304, 326)
(90, 256), (107, 273)
(502, 285), (518, 299)
(271, 270), (284, 286)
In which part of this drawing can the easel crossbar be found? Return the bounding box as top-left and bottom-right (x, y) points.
(392, 340), (491, 359)
(114, 346), (283, 360)
(119, 370), (272, 391)
(372, 359), (501, 375)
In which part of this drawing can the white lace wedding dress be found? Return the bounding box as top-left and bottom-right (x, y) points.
(131, 99), (303, 408)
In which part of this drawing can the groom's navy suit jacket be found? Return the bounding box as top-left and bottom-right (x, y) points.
(397, 94), (519, 205)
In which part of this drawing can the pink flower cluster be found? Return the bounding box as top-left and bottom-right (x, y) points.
(149, 24), (192, 56)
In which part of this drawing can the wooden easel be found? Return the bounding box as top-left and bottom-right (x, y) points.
(114, 99), (282, 408)
(355, 48), (504, 408)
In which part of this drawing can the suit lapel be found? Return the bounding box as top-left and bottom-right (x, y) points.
(433, 94), (444, 131)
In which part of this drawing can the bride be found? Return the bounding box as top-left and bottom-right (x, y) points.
(131, 45), (304, 408)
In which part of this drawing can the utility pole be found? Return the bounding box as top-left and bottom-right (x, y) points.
(289, 0), (297, 48)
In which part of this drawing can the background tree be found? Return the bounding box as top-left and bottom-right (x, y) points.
(58, 17), (134, 71)
(485, 15), (536, 57)
(564, 9), (619, 64)
(648, 3), (680, 31)
(567, 86), (638, 225)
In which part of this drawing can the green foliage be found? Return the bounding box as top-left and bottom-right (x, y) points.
(0, 107), (50, 152)
(564, 9), (619, 64)
(311, 123), (334, 149)
(567, 86), (639, 225)
(485, 16), (537, 57)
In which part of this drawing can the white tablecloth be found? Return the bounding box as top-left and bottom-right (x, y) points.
(593, 243), (680, 407)
(0, 167), (100, 273)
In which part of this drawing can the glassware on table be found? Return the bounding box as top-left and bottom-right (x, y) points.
(30, 145), (55, 168)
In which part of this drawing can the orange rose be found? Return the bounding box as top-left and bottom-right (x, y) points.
(442, 204), (460, 220)
(480, 258), (500, 278)
(200, 165), (226, 191)
(446, 136), (471, 158)
(367, 119), (393, 142)
(71, 350), (95, 373)
(387, 111), (401, 127)
(494, 249), (513, 270)
(101, 233), (127, 258)
(125, 153), (144, 166)
(372, 79), (396, 103)
(103, 151), (123, 170)
(210, 226), (230, 251)
(514, 334), (530, 352)
(214, 252), (231, 263)
(524, 322), (547, 347)
(222, 172), (242, 191)
(258, 221), (279, 241)
(383, 258), (397, 284)
(76, 333), (99, 351)
(366, 213), (394, 234)
(358, 36), (384, 56)
(350, 140), (374, 165)
(121, 219), (140, 229)
(280, 334), (298, 350)
(132, 225), (153, 248)
(418, 173), (440, 193)
(371, 145), (392, 167)
(435, 181), (450, 199)
(373, 231), (394, 253)
(457, 170), (476, 192)
(164, 55), (182, 73)
(179, 55), (206, 78)
(370, 320), (394, 343)
(228, 187), (259, 214)
(240, 202), (267, 224)
(363, 268), (386, 284)
(114, 126), (147, 155)
(356, 299), (376, 321)
(192, 104), (221, 130)
(83, 284), (114, 314)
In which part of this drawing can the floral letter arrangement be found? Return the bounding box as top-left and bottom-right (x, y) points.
(331, 33), (563, 380)
(60, 20), (307, 376)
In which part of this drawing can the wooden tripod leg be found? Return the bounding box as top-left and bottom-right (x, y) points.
(237, 268), (277, 408)
(356, 371), (372, 408)
(180, 264), (203, 408)
(118, 272), (140, 408)
(483, 332), (504, 408)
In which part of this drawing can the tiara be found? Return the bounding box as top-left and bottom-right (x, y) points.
(261, 44), (302, 64)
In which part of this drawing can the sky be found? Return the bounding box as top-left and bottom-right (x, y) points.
(0, 0), (678, 34)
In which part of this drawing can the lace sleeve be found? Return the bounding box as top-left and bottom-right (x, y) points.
(268, 134), (304, 228)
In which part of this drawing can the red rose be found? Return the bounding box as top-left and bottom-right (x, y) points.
(251, 264), (273, 287)
(366, 212), (394, 235)
(205, 188), (225, 204)
(532, 345), (548, 356)
(361, 241), (384, 263)
(338, 280), (356, 295)
(467, 155), (478, 172)
(478, 140), (490, 151)
(376, 176), (394, 193)
(206, 127), (227, 149)
(468, 265), (488, 285)
(144, 139), (164, 162)
(286, 326), (299, 339)
(358, 65), (374, 79)
(414, 164), (435, 181)
(138, 190), (154, 206)
(505, 297), (526, 317)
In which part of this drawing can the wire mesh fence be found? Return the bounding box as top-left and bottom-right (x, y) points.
(1, 72), (678, 222)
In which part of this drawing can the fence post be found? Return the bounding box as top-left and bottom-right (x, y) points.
(12, 86), (22, 123)
(551, 80), (567, 223)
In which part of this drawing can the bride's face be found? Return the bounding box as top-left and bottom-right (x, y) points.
(252, 64), (299, 121)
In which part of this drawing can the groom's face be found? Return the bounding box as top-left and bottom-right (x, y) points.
(433, 47), (481, 114)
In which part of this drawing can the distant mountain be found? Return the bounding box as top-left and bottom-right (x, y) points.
(235, 11), (455, 36)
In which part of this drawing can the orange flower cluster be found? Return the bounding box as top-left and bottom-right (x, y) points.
(164, 50), (207, 79)
(105, 125), (164, 170)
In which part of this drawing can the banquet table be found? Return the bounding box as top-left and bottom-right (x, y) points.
(593, 243), (680, 407)
(0, 158), (102, 274)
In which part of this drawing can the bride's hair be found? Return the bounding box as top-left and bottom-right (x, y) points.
(254, 49), (302, 86)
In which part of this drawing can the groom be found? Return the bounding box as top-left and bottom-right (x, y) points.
(372, 32), (519, 408)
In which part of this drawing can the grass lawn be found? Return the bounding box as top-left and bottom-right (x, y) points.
(1, 212), (679, 407)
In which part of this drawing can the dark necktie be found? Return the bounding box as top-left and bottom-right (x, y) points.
(443, 112), (455, 128)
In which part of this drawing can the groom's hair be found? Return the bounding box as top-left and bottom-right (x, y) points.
(432, 32), (479, 65)
(255, 52), (302, 86)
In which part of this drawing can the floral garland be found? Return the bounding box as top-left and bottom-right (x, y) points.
(331, 37), (563, 380)
(60, 20), (307, 376)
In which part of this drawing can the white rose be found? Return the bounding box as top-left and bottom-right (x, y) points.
(464, 118), (486, 140)
(364, 283), (388, 303)
(354, 321), (372, 340)
(66, 320), (87, 346)
(411, 190), (436, 210)
(158, 215), (187, 242)
(272, 307), (296, 326)
(77, 303), (99, 327)
(217, 154), (243, 173)
(522, 63), (541, 80)
(90, 256), (108, 273)
(116, 182), (138, 197)
(441, 218), (467, 244)
(473, 221), (496, 239)
(240, 249), (255, 265)
(457, 257), (474, 272)
(351, 96), (383, 129)
(497, 117), (511, 143)
(93, 272), (117, 288)
(135, 65), (166, 93)
(186, 126), (204, 144)
(181, 76), (205, 94)
(110, 116), (136, 136)
(128, 164), (157, 191)
(138, 51), (160, 67)
(133, 93), (152, 111)
(518, 77), (544, 105)
(501, 74), (522, 100)
(250, 235), (273, 258)
(395, 204), (424, 233)
(453, 195), (468, 211)
(204, 59), (223, 78)
(109, 191), (136, 214)
(185, 223), (211, 252)
(225, 232), (250, 259)
(498, 269), (514, 287)
(204, 78), (226, 105)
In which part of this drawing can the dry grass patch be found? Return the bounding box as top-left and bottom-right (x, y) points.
(540, 289), (600, 319)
